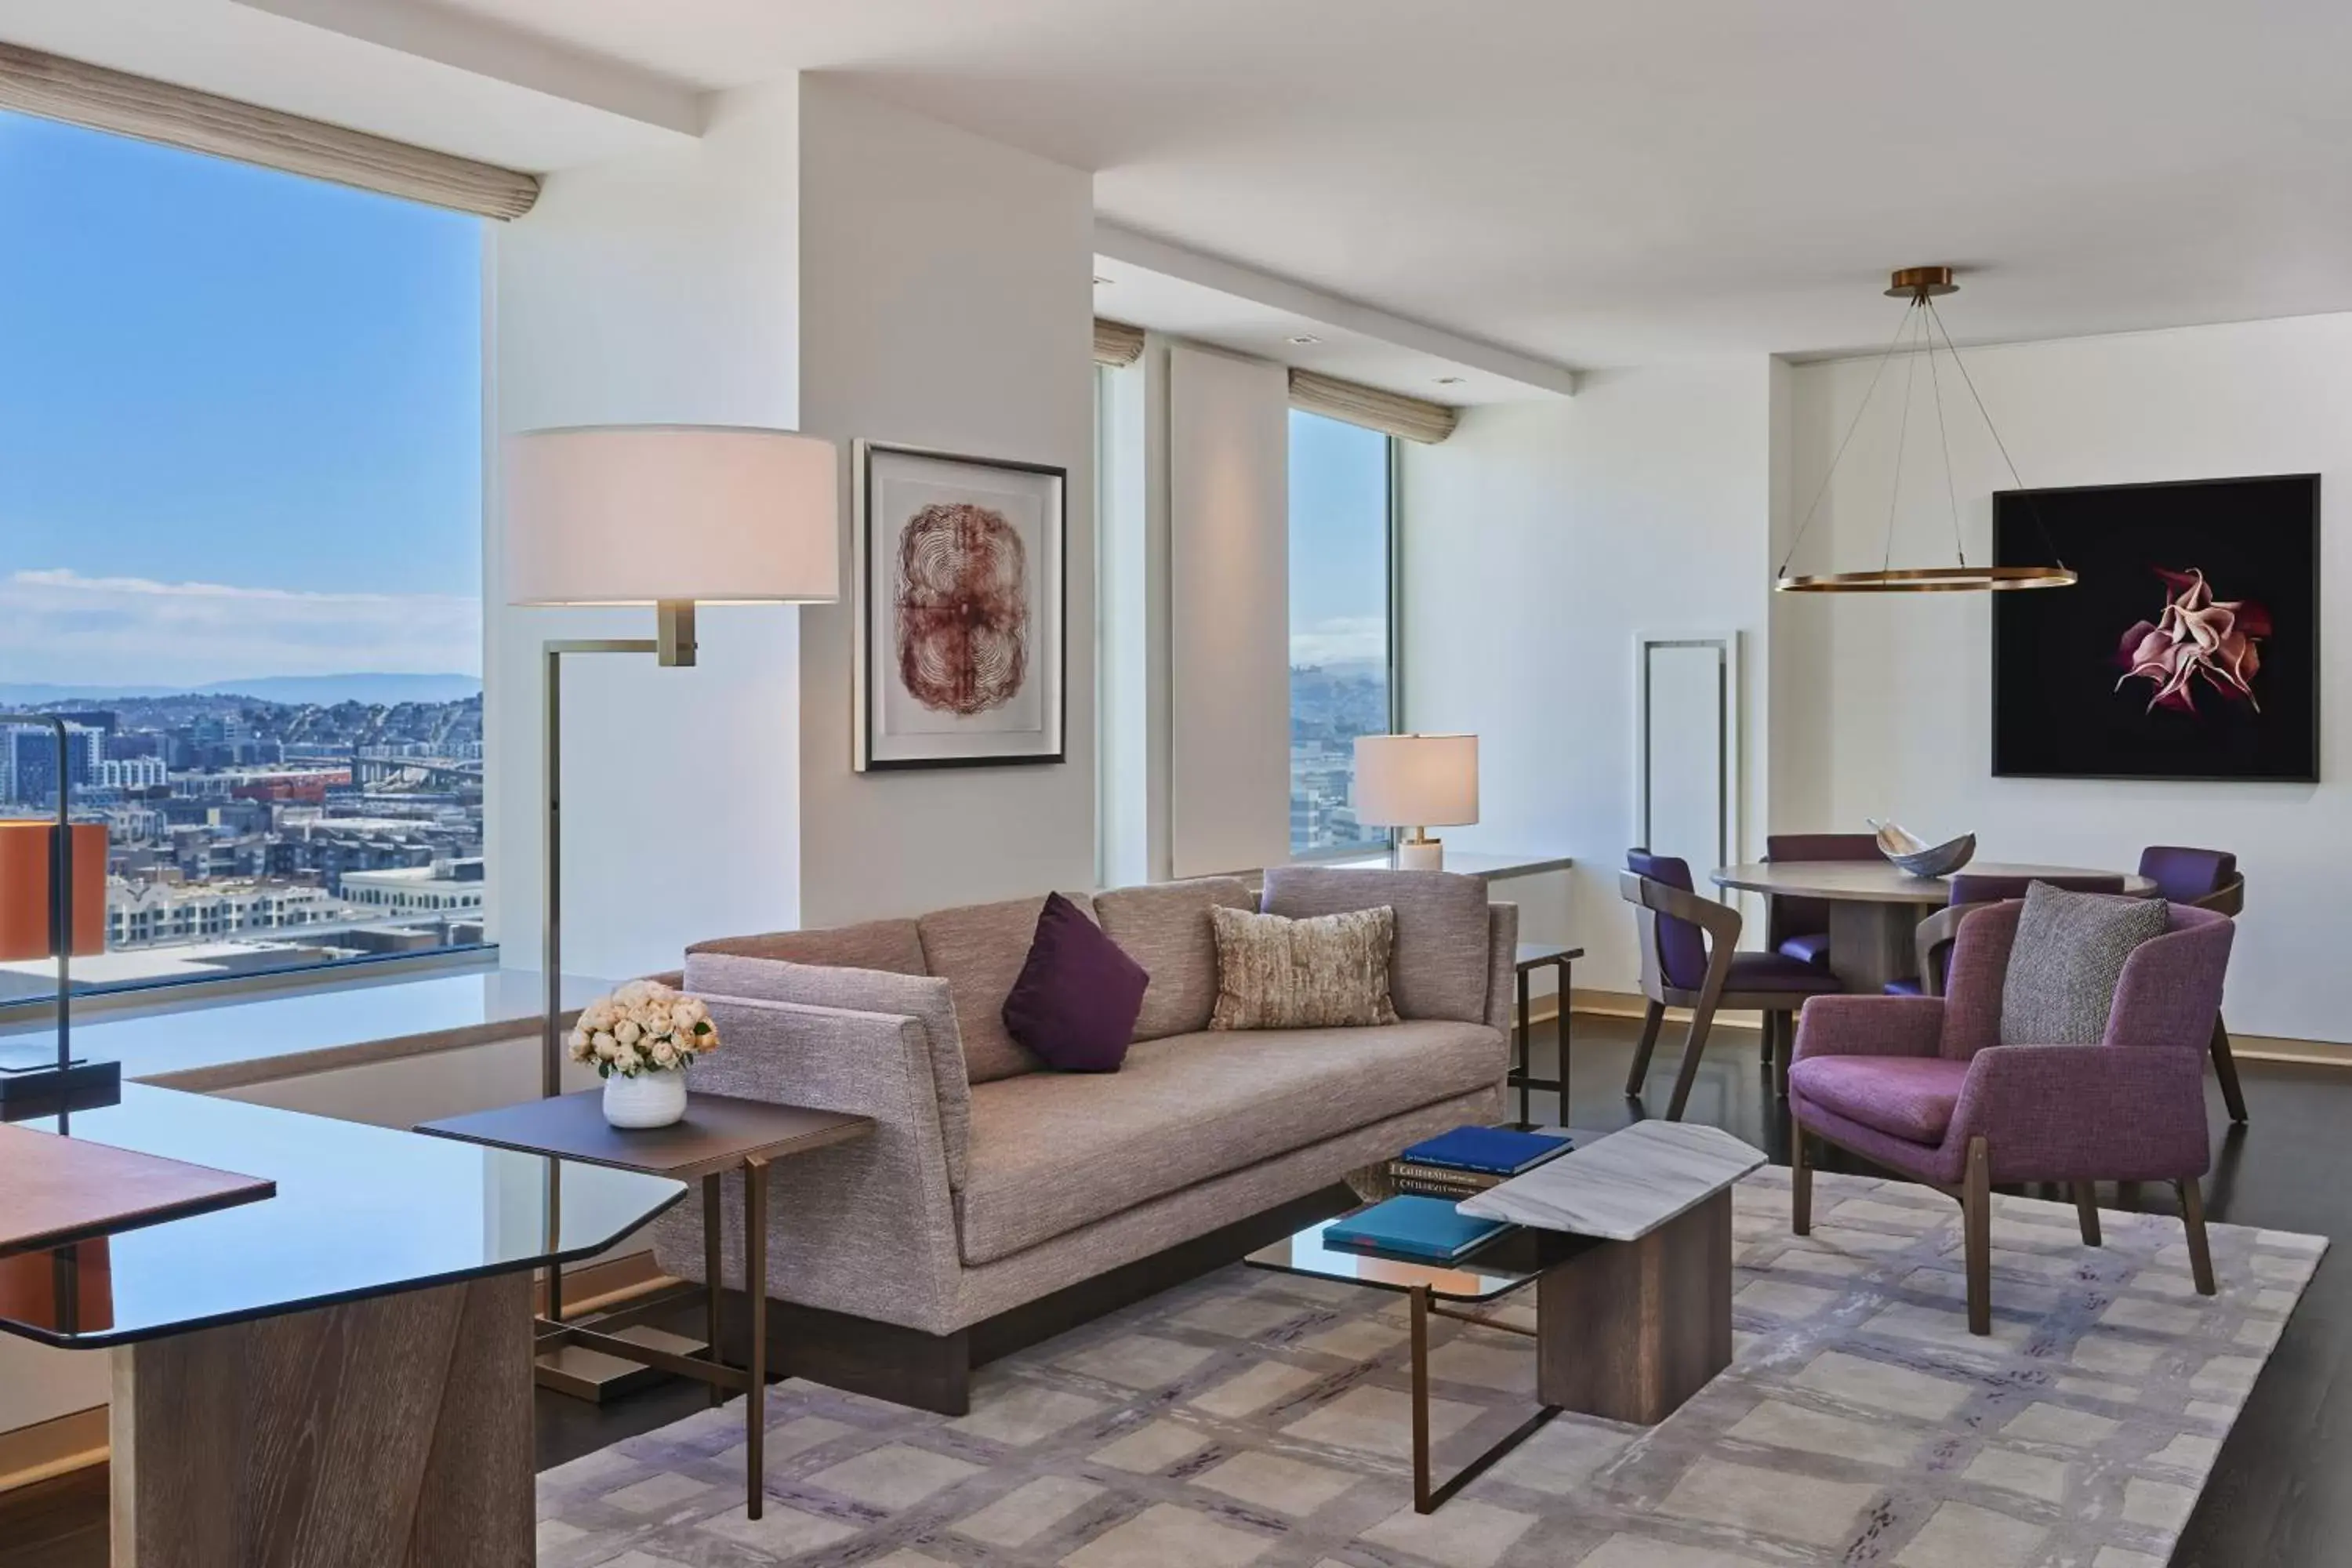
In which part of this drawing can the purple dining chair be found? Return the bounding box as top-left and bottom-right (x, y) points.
(2139, 846), (2249, 1124)
(1788, 897), (2233, 1334)
(1883, 872), (2129, 998)
(1622, 850), (1843, 1118)
(1762, 833), (1882, 1083)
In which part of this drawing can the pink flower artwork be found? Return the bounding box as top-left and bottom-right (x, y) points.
(2114, 567), (2270, 717)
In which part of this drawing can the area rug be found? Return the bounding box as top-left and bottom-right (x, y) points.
(536, 1167), (2324, 1567)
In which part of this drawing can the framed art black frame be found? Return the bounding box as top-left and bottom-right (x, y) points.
(852, 440), (1069, 772)
(1991, 473), (2320, 783)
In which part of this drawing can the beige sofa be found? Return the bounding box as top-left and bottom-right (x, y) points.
(648, 866), (1515, 1413)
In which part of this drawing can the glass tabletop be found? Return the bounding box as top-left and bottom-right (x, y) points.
(1247, 1215), (1584, 1302)
(0, 1084), (685, 1348)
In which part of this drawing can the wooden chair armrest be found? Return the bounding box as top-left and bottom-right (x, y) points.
(1617, 871), (1742, 945)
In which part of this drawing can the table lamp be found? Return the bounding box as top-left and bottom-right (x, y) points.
(0, 716), (117, 1119)
(506, 425), (840, 1111)
(1352, 733), (1479, 871)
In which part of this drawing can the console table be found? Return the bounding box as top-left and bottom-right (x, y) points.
(0, 1084), (684, 1568)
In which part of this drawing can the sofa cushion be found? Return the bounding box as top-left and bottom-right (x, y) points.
(919, 892), (1099, 1083)
(686, 917), (926, 976)
(1003, 892), (1149, 1072)
(1261, 866), (1491, 1023)
(683, 951), (972, 1189)
(1092, 876), (1257, 1040)
(1207, 905), (1400, 1029)
(956, 1018), (1504, 1265)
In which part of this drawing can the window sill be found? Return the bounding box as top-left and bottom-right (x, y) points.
(2, 960), (615, 1094)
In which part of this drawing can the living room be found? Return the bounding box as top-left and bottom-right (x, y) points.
(0, 4), (2344, 1566)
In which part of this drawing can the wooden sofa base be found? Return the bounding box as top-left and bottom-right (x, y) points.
(717, 1182), (1358, 1415)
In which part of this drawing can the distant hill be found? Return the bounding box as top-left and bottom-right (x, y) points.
(0, 673), (483, 707)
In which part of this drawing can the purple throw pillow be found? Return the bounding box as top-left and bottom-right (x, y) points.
(1002, 891), (1150, 1072)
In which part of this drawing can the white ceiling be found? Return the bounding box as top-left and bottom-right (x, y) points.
(19, 1), (2352, 368)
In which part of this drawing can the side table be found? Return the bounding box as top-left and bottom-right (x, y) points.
(1510, 943), (1583, 1127)
(417, 1089), (871, 1519)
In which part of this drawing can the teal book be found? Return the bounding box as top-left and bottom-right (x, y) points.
(1324, 1196), (1512, 1263)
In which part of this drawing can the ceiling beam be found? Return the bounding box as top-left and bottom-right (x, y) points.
(1094, 221), (1578, 397)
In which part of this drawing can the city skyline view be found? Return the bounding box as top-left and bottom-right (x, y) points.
(1, 110), (488, 996)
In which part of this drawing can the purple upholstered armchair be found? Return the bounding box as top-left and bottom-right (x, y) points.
(1788, 898), (2233, 1335)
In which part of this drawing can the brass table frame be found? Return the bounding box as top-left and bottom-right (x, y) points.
(1406, 1285), (1562, 1512)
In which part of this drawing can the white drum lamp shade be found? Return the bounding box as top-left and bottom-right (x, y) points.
(1353, 733), (1478, 869)
(505, 425), (840, 604)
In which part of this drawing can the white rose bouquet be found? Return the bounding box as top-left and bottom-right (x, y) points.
(568, 979), (719, 1080)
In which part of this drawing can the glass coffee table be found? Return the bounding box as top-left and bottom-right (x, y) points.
(1247, 1120), (1765, 1513)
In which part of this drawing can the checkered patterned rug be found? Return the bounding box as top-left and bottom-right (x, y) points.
(535, 1166), (2321, 1567)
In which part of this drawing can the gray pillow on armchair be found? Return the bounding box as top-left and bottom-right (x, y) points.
(1998, 881), (2171, 1045)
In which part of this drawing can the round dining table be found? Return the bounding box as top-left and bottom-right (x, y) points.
(1709, 859), (2158, 993)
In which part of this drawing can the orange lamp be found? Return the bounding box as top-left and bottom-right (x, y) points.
(0, 821), (105, 960)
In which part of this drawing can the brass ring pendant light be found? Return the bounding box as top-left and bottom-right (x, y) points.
(1774, 267), (2078, 594)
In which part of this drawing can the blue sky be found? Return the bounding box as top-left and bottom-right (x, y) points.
(1287, 408), (1390, 668)
(0, 110), (483, 688)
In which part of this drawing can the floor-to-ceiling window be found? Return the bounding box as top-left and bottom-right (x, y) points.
(1287, 409), (1397, 855)
(0, 110), (485, 1004)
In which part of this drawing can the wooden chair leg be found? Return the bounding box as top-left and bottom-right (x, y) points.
(1624, 1000), (1666, 1097)
(1759, 1011), (1776, 1072)
(1791, 1126), (1813, 1236)
(2073, 1182), (2101, 1247)
(1664, 998), (1720, 1123)
(1772, 1013), (1791, 1100)
(2179, 1176), (2217, 1296)
(2210, 1014), (2249, 1125)
(1963, 1137), (1992, 1336)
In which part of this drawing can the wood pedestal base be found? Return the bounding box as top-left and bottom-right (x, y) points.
(1537, 1189), (1732, 1425)
(108, 1273), (533, 1568)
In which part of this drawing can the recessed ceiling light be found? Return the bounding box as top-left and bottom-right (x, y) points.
(1287, 334), (1322, 345)
(1435, 376), (1465, 385)
(1092, 275), (1113, 285)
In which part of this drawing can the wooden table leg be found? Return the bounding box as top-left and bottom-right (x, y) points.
(1537, 1189), (1733, 1424)
(110, 1273), (533, 1567)
(1515, 966), (1532, 1127)
(702, 1172), (725, 1409)
(1827, 899), (1931, 993)
(743, 1153), (770, 1520)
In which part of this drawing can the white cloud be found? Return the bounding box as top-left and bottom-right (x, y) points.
(1290, 615), (1387, 667)
(0, 568), (480, 688)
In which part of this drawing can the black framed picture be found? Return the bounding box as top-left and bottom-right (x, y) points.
(852, 441), (1067, 771)
(1992, 474), (2319, 782)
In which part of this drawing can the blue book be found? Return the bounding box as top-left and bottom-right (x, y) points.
(1324, 1196), (1512, 1263)
(1400, 1126), (1572, 1178)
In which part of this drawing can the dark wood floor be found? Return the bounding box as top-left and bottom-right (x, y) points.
(2, 1011), (2342, 1565)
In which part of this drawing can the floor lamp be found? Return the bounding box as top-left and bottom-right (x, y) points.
(504, 425), (840, 1113)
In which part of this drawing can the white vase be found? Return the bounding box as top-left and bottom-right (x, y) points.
(603, 1069), (688, 1129)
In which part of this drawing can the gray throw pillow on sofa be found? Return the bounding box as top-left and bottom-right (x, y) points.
(1207, 905), (1401, 1029)
(1998, 882), (2170, 1046)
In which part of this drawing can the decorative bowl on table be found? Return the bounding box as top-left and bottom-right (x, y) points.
(1867, 819), (1976, 879)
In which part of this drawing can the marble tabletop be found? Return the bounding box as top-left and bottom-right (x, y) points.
(1457, 1120), (1766, 1241)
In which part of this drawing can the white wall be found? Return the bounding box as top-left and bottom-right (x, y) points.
(793, 77), (1098, 925)
(1784, 313), (2352, 1040)
(1167, 344), (1293, 879)
(1400, 360), (1777, 991)
(488, 80), (804, 980)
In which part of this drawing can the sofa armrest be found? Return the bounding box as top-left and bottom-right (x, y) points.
(1947, 1044), (2209, 1182)
(646, 995), (967, 1336)
(1484, 901), (1520, 1036)
(1792, 995), (1944, 1062)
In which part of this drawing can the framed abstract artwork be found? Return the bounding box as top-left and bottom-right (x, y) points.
(853, 441), (1067, 771)
(1992, 474), (2319, 782)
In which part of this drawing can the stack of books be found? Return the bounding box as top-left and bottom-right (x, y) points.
(1388, 1126), (1572, 1200)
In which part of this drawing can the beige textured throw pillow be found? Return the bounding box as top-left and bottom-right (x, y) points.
(1208, 904), (1401, 1029)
